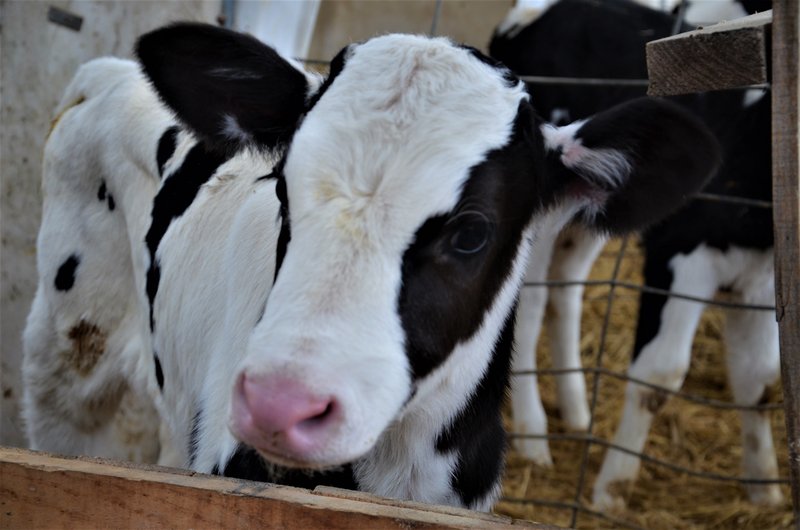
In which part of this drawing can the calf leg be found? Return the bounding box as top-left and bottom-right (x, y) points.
(723, 258), (782, 505)
(511, 238), (555, 466)
(593, 246), (718, 510)
(546, 227), (605, 431)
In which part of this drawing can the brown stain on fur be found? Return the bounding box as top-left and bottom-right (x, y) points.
(62, 320), (107, 375)
(640, 389), (669, 414)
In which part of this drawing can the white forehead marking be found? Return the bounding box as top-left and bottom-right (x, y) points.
(285, 34), (528, 254)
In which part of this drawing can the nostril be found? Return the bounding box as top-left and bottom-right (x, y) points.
(298, 400), (336, 429)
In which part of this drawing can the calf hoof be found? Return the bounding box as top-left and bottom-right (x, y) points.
(514, 438), (553, 467)
(592, 479), (632, 512)
(747, 484), (783, 506)
(561, 403), (590, 432)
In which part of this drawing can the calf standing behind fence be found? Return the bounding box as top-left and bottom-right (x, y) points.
(490, 0), (780, 510)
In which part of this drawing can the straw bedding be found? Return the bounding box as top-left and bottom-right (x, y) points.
(494, 238), (793, 529)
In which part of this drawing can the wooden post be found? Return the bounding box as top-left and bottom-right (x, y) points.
(772, 0), (800, 525)
(0, 447), (558, 529)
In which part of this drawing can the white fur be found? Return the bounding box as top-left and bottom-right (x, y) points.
(541, 122), (632, 188)
(495, 6), (543, 39)
(221, 114), (255, 144)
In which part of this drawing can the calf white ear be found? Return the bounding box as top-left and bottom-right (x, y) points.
(136, 23), (312, 153)
(543, 97), (720, 234)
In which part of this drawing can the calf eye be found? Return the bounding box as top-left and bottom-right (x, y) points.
(449, 212), (492, 255)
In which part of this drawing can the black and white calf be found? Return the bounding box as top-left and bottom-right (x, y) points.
(22, 23), (718, 510)
(490, 0), (779, 508)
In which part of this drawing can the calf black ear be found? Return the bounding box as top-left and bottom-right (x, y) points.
(543, 97), (720, 234)
(136, 22), (311, 153)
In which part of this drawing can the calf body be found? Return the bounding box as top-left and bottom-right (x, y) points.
(23, 24), (718, 510)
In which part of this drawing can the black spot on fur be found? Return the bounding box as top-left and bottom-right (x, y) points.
(305, 45), (350, 113)
(98, 180), (115, 211)
(436, 313), (514, 508)
(157, 126), (180, 177)
(145, 143), (229, 331)
(54, 254), (80, 291)
(188, 408), (202, 466)
(274, 174), (290, 282)
(146, 260), (160, 331)
(154, 353), (164, 390)
(222, 444), (358, 490)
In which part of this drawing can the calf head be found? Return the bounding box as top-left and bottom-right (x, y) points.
(137, 24), (718, 471)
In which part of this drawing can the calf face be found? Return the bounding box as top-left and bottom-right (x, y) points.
(136, 23), (718, 485)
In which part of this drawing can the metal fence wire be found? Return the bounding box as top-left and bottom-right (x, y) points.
(296, 1), (789, 528)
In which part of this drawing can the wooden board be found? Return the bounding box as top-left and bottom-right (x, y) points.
(646, 10), (771, 96)
(0, 447), (558, 529)
(771, 0), (800, 524)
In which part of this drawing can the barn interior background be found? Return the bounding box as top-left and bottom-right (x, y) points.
(0, 1), (796, 529)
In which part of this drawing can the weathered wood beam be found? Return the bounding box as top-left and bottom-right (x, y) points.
(0, 447), (557, 529)
(646, 10), (772, 96)
(771, 0), (800, 526)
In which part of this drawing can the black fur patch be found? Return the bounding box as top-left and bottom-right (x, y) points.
(221, 444), (358, 490)
(145, 143), (229, 331)
(136, 23), (308, 153)
(436, 313), (514, 507)
(157, 126), (180, 177)
(98, 181), (115, 211)
(188, 408), (202, 466)
(154, 353), (164, 390)
(273, 174), (290, 282)
(54, 254), (80, 291)
(398, 102), (545, 380)
(305, 45), (350, 113)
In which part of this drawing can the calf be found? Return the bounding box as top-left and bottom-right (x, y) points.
(490, 0), (780, 508)
(22, 23), (718, 510)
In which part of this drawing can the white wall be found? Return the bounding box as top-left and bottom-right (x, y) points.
(0, 0), (222, 448)
(233, 0), (321, 59)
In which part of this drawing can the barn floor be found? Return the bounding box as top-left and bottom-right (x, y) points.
(495, 238), (794, 530)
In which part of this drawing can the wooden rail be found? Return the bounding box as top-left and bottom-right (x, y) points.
(0, 447), (558, 529)
(646, 10), (771, 96)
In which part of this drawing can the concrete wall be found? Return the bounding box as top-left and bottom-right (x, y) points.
(0, 0), (514, 449)
(0, 0), (221, 448)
